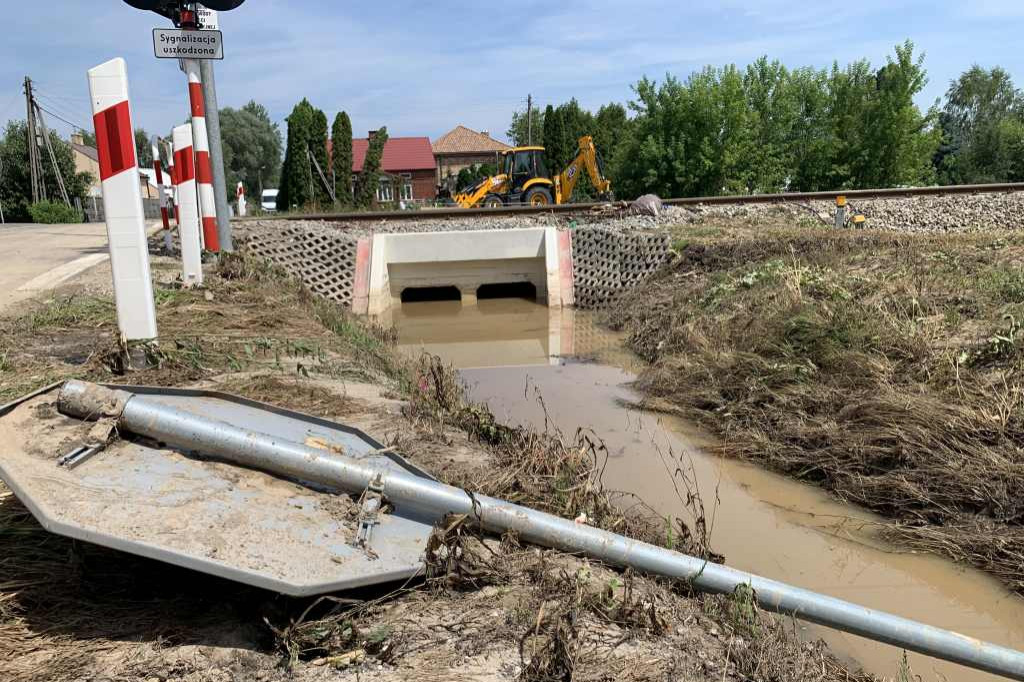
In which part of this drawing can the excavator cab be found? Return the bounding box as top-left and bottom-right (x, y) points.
(501, 147), (554, 206)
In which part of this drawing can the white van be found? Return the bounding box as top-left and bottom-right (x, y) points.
(261, 189), (279, 212)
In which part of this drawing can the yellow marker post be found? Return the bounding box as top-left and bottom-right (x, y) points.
(834, 195), (847, 229)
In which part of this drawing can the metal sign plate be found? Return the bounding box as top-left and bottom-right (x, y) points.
(0, 384), (438, 596)
(197, 4), (219, 30)
(153, 28), (224, 59)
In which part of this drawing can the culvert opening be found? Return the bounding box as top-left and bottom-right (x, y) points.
(477, 282), (538, 301)
(401, 286), (462, 303)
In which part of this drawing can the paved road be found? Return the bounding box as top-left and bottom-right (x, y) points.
(0, 221), (158, 311)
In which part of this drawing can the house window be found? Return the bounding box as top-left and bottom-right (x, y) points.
(398, 172), (414, 201)
(376, 177), (393, 203)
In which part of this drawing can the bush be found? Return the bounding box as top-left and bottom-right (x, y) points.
(28, 200), (83, 224)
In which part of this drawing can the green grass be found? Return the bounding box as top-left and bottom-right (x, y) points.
(22, 295), (114, 330)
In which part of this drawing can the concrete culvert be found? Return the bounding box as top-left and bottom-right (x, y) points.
(476, 282), (538, 301)
(401, 286), (461, 303)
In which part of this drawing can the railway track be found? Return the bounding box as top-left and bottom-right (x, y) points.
(234, 181), (1024, 224)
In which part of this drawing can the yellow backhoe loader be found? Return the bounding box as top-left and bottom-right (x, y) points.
(453, 135), (611, 208)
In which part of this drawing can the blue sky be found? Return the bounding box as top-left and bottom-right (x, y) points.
(1, 1), (1022, 145)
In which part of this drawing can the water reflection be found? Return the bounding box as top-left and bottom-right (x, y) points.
(377, 297), (627, 369)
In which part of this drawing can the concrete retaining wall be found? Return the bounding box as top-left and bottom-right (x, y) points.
(571, 228), (671, 309)
(239, 221), (361, 307)
(236, 221), (669, 313)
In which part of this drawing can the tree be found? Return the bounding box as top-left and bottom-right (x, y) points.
(593, 103), (630, 167)
(135, 129), (153, 169)
(219, 100), (282, 204)
(610, 41), (940, 200)
(507, 106), (545, 146)
(542, 105), (568, 176)
(310, 107), (330, 202)
(455, 163), (496, 191)
(277, 99), (315, 211)
(331, 111), (353, 206)
(0, 120), (92, 222)
(79, 129), (96, 147)
(355, 127), (388, 208)
(941, 65), (1024, 183)
(857, 41), (939, 188)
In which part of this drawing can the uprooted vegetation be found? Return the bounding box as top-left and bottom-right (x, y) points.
(610, 216), (1024, 593)
(0, 253), (872, 681)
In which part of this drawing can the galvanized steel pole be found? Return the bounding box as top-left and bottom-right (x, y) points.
(58, 380), (1024, 682)
(199, 59), (233, 251)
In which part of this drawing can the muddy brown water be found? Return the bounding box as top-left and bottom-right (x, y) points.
(382, 297), (1024, 682)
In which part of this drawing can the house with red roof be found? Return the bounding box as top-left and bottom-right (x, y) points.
(330, 132), (437, 203)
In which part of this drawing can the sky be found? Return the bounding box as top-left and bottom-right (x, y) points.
(1, 0), (1022, 147)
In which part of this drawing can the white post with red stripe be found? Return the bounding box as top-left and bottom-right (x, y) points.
(150, 135), (172, 252)
(183, 58), (219, 252)
(236, 181), (246, 216)
(87, 57), (157, 341)
(172, 123), (203, 287)
(165, 140), (180, 228)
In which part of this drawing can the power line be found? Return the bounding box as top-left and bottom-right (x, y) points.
(34, 92), (91, 119)
(35, 103), (89, 132)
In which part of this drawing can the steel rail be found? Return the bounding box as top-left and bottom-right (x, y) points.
(58, 380), (1024, 681)
(232, 181), (1024, 225)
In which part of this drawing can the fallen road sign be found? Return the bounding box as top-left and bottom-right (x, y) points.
(153, 28), (223, 59)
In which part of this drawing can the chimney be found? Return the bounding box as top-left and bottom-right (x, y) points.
(481, 130), (489, 137)
(71, 132), (84, 146)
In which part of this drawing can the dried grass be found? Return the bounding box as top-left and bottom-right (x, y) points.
(611, 221), (1024, 592)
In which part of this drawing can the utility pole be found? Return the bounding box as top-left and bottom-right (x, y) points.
(527, 94), (533, 145)
(34, 103), (71, 207)
(24, 77), (44, 203)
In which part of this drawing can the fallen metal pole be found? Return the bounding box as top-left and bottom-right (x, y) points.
(58, 380), (1024, 681)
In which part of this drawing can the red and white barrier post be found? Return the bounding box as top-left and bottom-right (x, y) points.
(236, 181), (246, 216)
(87, 57), (157, 341)
(150, 135), (172, 252)
(172, 123), (204, 287)
(183, 58), (219, 252)
(165, 142), (180, 228)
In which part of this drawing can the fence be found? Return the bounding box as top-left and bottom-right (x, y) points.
(81, 196), (164, 223)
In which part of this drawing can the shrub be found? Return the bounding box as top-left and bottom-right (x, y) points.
(28, 200), (83, 224)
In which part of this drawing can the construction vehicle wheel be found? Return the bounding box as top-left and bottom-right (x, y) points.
(525, 187), (553, 206)
(483, 195), (504, 209)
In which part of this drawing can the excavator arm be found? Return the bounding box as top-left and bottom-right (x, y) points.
(555, 136), (611, 204)
(453, 174), (509, 208)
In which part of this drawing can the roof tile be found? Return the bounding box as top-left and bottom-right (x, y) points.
(432, 125), (511, 155)
(341, 136), (436, 172)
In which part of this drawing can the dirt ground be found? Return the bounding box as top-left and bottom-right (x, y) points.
(0, 253), (872, 681)
(609, 210), (1024, 595)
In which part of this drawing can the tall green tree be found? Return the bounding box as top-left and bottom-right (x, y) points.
(857, 41), (939, 188)
(0, 120), (92, 222)
(593, 103), (630, 164)
(356, 127), (388, 208)
(134, 129), (153, 168)
(310, 107), (330, 202)
(940, 65), (1024, 183)
(277, 99), (315, 211)
(542, 105), (568, 175)
(219, 100), (282, 203)
(331, 111), (353, 206)
(507, 107), (544, 146)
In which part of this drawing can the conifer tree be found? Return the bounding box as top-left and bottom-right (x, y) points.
(311, 108), (330, 202)
(356, 127), (388, 208)
(277, 98), (315, 210)
(331, 111), (353, 205)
